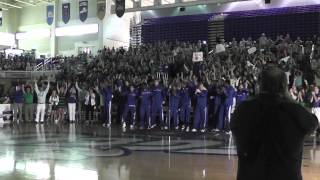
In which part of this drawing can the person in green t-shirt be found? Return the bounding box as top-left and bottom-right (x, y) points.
(22, 84), (34, 122)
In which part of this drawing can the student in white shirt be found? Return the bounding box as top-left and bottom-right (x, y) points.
(34, 79), (50, 123)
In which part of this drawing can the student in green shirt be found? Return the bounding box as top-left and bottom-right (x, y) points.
(22, 84), (34, 122)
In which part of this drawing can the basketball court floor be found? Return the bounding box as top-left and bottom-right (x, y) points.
(0, 124), (319, 180)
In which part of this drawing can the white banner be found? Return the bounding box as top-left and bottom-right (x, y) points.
(192, 52), (203, 62)
(248, 47), (257, 54)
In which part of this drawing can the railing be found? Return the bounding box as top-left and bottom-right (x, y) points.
(0, 70), (61, 79)
(34, 58), (53, 71)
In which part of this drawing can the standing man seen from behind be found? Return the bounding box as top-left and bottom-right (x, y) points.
(231, 65), (318, 180)
(34, 79), (50, 123)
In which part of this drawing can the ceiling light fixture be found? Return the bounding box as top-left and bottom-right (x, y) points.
(38, 0), (51, 4)
(0, 2), (22, 8)
(14, 0), (36, 6)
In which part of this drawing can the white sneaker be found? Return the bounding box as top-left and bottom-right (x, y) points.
(192, 128), (197, 132)
(186, 126), (190, 132)
(181, 125), (185, 131)
(103, 123), (111, 128)
(122, 123), (126, 129)
(164, 126), (168, 130)
(130, 125), (134, 130)
(200, 129), (206, 133)
(175, 126), (179, 130)
(150, 124), (156, 129)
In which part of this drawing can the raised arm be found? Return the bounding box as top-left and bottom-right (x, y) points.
(22, 84), (26, 94)
(64, 82), (68, 95)
(44, 80), (50, 94)
(56, 82), (60, 94)
(76, 82), (82, 92)
(34, 80), (40, 94)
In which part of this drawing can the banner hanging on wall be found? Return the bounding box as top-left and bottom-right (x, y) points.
(115, 0), (125, 18)
(0, 8), (2, 26)
(79, 0), (88, 22)
(97, 0), (106, 20)
(46, 5), (54, 25)
(62, 3), (70, 24)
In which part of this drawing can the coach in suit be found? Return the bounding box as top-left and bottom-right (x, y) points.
(231, 65), (318, 180)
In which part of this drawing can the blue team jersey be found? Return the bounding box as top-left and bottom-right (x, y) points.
(236, 89), (248, 105)
(312, 93), (320, 107)
(169, 92), (180, 108)
(126, 91), (138, 106)
(224, 86), (236, 106)
(103, 87), (113, 103)
(140, 90), (152, 106)
(196, 89), (208, 107)
(180, 86), (192, 106)
(152, 85), (164, 105)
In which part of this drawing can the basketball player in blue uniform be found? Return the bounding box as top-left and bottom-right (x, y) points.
(102, 81), (113, 128)
(192, 82), (208, 132)
(236, 83), (249, 106)
(179, 80), (193, 132)
(139, 83), (152, 130)
(168, 86), (181, 130)
(223, 79), (236, 134)
(150, 79), (166, 129)
(122, 85), (138, 130)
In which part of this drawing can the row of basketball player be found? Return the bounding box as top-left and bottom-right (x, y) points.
(7, 76), (249, 133)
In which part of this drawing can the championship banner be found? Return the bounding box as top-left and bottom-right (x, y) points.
(46, 5), (54, 25)
(97, 0), (106, 20)
(115, 0), (125, 18)
(79, 0), (88, 22)
(62, 3), (70, 24)
(192, 52), (203, 62)
(0, 8), (2, 26)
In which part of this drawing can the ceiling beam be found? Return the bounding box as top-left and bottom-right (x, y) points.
(14, 0), (36, 6)
(0, 1), (22, 8)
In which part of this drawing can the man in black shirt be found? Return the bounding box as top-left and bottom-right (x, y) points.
(231, 65), (318, 180)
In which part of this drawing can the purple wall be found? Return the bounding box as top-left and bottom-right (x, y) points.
(142, 14), (211, 44)
(141, 4), (320, 44)
(223, 5), (320, 41)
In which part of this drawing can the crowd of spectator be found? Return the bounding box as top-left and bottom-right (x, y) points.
(0, 33), (320, 134)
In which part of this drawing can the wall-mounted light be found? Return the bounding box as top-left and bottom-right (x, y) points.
(16, 29), (50, 40)
(38, 0), (51, 4)
(56, 24), (99, 37)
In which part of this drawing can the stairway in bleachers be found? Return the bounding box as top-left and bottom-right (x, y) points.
(208, 18), (225, 51)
